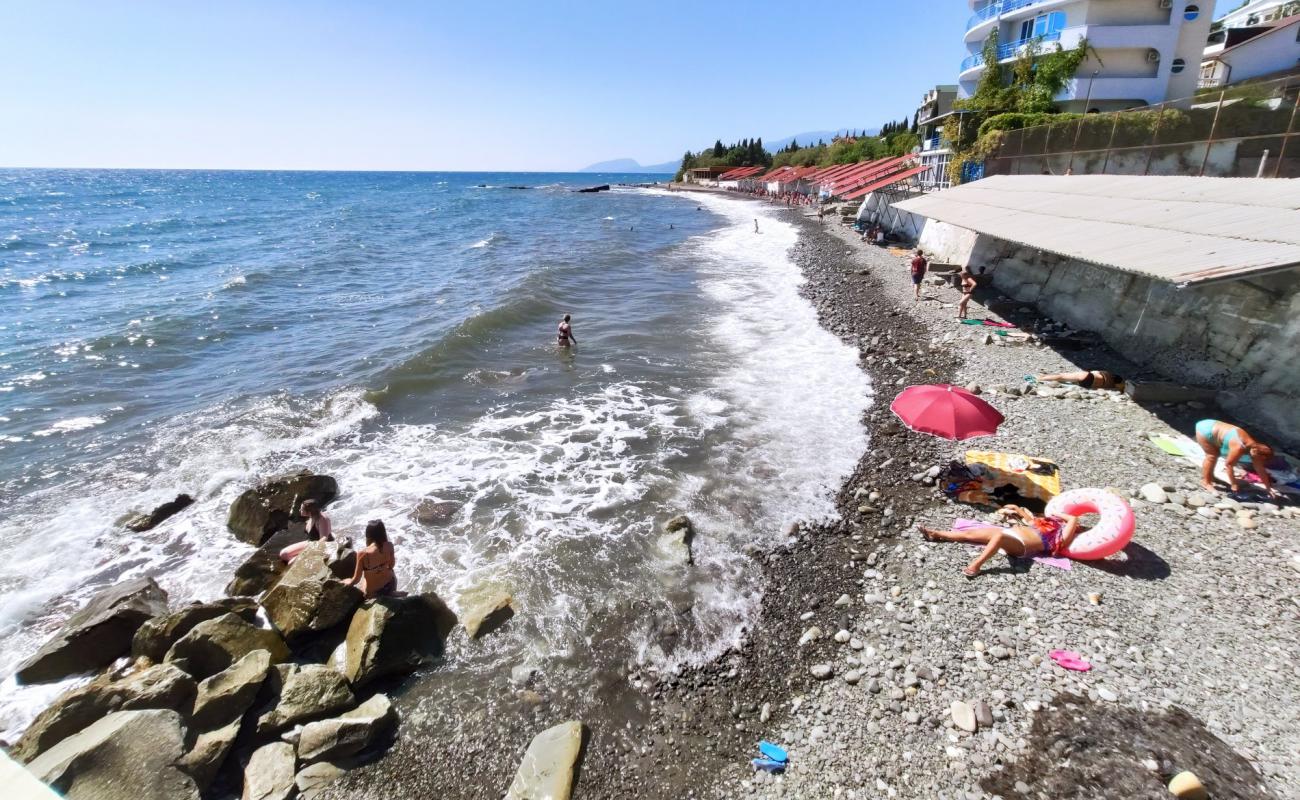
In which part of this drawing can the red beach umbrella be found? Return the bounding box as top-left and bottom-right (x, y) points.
(890, 384), (1004, 441)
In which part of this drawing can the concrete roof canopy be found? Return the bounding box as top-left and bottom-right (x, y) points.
(893, 175), (1300, 285)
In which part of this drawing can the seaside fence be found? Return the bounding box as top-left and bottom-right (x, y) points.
(984, 75), (1300, 179)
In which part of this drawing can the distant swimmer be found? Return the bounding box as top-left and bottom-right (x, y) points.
(754, 219), (760, 233)
(557, 314), (576, 348)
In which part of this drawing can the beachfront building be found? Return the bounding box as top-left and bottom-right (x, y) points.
(1216, 0), (1300, 29)
(916, 85), (960, 191)
(683, 166), (734, 185)
(1200, 12), (1300, 87)
(960, 1), (1214, 111)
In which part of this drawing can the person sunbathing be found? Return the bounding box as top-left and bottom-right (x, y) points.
(919, 505), (1081, 578)
(1033, 370), (1124, 391)
(1195, 419), (1279, 498)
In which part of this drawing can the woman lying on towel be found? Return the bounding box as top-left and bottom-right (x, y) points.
(1032, 370), (1124, 391)
(919, 505), (1081, 579)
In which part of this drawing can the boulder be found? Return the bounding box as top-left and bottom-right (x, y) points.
(296, 694), (396, 764)
(191, 649), (272, 729)
(412, 498), (460, 526)
(132, 597), (259, 662)
(16, 576), (169, 684)
(504, 720), (584, 800)
(295, 762), (345, 799)
(11, 662), (196, 763)
(242, 741), (297, 800)
(342, 593), (457, 688)
(179, 718), (241, 791)
(254, 663), (355, 736)
(461, 589), (516, 640)
(226, 526), (305, 597)
(125, 493), (195, 532)
(260, 542), (362, 643)
(26, 709), (200, 800)
(1139, 483), (1169, 504)
(165, 613), (289, 680)
(658, 514), (695, 565)
(228, 470), (337, 546)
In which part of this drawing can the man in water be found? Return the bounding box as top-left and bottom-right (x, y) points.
(557, 314), (576, 348)
(754, 219), (760, 234)
(910, 249), (928, 301)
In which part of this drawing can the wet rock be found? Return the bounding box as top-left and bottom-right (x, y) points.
(1139, 483), (1168, 504)
(504, 720), (584, 800)
(191, 649), (271, 729)
(658, 514), (695, 565)
(125, 493), (195, 532)
(11, 662), (196, 763)
(461, 589), (516, 639)
(296, 694), (397, 764)
(295, 762), (345, 799)
(242, 741), (296, 800)
(260, 541), (361, 643)
(226, 527), (304, 597)
(227, 470), (338, 546)
(17, 576), (169, 684)
(26, 709), (200, 800)
(132, 598), (259, 662)
(254, 663), (355, 736)
(951, 700), (977, 732)
(165, 613), (289, 680)
(180, 718), (241, 791)
(342, 593), (457, 688)
(411, 498), (461, 526)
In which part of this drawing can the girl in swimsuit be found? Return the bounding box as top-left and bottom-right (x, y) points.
(1034, 370), (1124, 391)
(345, 519), (397, 598)
(557, 314), (576, 348)
(278, 499), (333, 563)
(1194, 419), (1278, 497)
(919, 505), (1081, 578)
(957, 267), (977, 319)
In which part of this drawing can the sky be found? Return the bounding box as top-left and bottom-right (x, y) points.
(1, 1), (970, 171)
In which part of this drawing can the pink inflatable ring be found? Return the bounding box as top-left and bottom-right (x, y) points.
(1045, 488), (1135, 560)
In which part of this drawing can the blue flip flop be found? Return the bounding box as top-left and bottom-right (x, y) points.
(752, 758), (787, 773)
(758, 741), (789, 763)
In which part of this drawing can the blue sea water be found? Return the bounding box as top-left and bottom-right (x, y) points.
(0, 169), (870, 741)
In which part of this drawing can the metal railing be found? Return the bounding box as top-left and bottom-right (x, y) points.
(961, 31), (1062, 73)
(981, 74), (1300, 179)
(966, 0), (1049, 31)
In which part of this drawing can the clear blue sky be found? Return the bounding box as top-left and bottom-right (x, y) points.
(1, 1), (968, 171)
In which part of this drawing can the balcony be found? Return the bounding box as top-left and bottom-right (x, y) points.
(967, 0), (1053, 33)
(960, 31), (1062, 75)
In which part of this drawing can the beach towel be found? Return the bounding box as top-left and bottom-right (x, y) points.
(965, 451), (1062, 502)
(953, 518), (1073, 570)
(958, 318), (1017, 329)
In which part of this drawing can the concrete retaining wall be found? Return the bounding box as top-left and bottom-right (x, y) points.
(913, 219), (1300, 443)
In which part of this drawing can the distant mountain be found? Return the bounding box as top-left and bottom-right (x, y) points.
(578, 157), (680, 174)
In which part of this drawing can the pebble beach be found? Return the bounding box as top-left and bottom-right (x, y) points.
(572, 194), (1299, 800)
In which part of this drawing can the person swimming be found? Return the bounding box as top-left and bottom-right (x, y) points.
(557, 314), (576, 348)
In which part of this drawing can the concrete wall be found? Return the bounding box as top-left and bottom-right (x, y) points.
(1084, 0), (1171, 26)
(911, 219), (1300, 443)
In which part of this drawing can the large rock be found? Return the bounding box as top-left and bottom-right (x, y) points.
(341, 594), (457, 688)
(504, 720), (584, 800)
(658, 514), (695, 565)
(227, 471), (337, 546)
(296, 694), (396, 764)
(132, 597), (259, 663)
(180, 718), (242, 791)
(411, 498), (460, 526)
(242, 741), (297, 800)
(295, 762), (345, 799)
(254, 663), (355, 736)
(11, 662), (196, 763)
(16, 576), (169, 684)
(461, 588), (516, 640)
(260, 541), (362, 643)
(165, 613), (289, 680)
(26, 709), (200, 800)
(191, 649), (272, 729)
(226, 526), (305, 597)
(125, 493), (195, 532)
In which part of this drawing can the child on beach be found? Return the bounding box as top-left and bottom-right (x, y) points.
(910, 250), (928, 300)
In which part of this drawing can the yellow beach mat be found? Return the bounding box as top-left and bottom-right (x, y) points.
(965, 451), (1061, 501)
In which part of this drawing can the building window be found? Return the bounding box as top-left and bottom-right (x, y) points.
(1184, 4), (1200, 21)
(1171, 58), (1186, 73)
(1020, 11), (1066, 40)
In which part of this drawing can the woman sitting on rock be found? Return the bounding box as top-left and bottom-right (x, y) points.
(278, 499), (333, 563)
(919, 505), (1081, 578)
(345, 519), (397, 598)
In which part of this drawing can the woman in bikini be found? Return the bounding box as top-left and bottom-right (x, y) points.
(556, 314), (576, 348)
(919, 505), (1081, 578)
(1033, 370), (1124, 391)
(344, 519), (397, 598)
(1195, 419), (1278, 498)
(957, 267), (978, 319)
(278, 499), (333, 563)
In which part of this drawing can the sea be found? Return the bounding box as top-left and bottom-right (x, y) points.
(0, 169), (870, 748)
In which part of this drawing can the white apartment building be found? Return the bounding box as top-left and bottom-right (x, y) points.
(915, 85), (960, 190)
(1216, 0), (1298, 29)
(960, 0), (1215, 111)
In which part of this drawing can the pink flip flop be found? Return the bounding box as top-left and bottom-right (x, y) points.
(1049, 649), (1092, 672)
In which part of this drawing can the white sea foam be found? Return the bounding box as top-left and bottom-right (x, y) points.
(467, 233), (497, 249)
(31, 416), (107, 437)
(223, 274), (247, 289)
